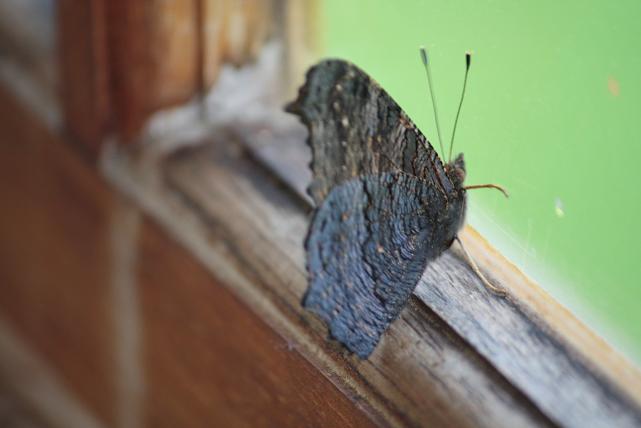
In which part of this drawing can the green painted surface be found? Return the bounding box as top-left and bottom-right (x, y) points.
(324, 0), (641, 364)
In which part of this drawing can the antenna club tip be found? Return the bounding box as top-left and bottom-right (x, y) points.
(465, 52), (472, 69)
(419, 46), (428, 65)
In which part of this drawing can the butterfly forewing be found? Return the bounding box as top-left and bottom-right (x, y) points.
(286, 59), (453, 205)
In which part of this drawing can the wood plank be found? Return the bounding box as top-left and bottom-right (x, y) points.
(282, 0), (322, 99)
(59, 0), (203, 145)
(105, 0), (204, 141)
(104, 139), (555, 428)
(101, 46), (641, 426)
(0, 83), (380, 427)
(146, 0), (200, 108)
(138, 216), (377, 427)
(103, 0), (276, 142)
(0, 322), (105, 428)
(0, 380), (43, 428)
(170, 143), (618, 427)
(0, 84), (116, 425)
(58, 0), (111, 150)
(238, 109), (641, 428)
(201, 0), (275, 88)
(0, 0), (57, 92)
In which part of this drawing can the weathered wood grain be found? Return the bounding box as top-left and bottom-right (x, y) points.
(230, 111), (641, 427)
(104, 139), (555, 428)
(138, 215), (378, 428)
(58, 0), (112, 150)
(0, 83), (117, 426)
(105, 0), (200, 141)
(93, 20), (641, 426)
(0, 83), (381, 428)
(282, 0), (322, 99)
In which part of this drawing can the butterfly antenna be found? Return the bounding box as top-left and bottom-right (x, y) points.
(449, 52), (472, 163)
(455, 236), (506, 296)
(420, 47), (445, 158)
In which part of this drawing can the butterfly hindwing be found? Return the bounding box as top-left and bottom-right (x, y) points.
(304, 172), (462, 358)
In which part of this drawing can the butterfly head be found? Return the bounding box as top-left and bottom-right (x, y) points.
(445, 153), (466, 189)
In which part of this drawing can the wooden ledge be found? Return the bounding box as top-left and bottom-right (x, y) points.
(236, 110), (641, 422)
(102, 115), (641, 427)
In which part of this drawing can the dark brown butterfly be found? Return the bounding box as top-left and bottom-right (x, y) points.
(286, 50), (505, 358)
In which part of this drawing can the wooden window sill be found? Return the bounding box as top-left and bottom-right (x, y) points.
(101, 103), (641, 427)
(1, 2), (637, 424)
(3, 25), (638, 421)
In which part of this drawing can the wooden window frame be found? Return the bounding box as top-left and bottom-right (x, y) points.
(2, 1), (641, 426)
(100, 55), (641, 426)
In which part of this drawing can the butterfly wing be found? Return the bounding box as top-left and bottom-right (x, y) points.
(304, 172), (463, 358)
(286, 59), (454, 205)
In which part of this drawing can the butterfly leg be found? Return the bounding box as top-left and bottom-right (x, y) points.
(464, 184), (509, 198)
(455, 236), (506, 296)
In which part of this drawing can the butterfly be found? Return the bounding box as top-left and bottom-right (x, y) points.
(286, 49), (506, 359)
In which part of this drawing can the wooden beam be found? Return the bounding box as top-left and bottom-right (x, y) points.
(102, 103), (641, 426)
(58, 0), (111, 151)
(242, 113), (641, 427)
(104, 0), (199, 142)
(103, 140), (553, 427)
(238, 111), (641, 427)
(0, 82), (378, 427)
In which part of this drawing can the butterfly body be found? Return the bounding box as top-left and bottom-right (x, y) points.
(287, 59), (468, 358)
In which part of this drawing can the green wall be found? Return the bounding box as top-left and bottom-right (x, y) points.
(324, 0), (641, 364)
